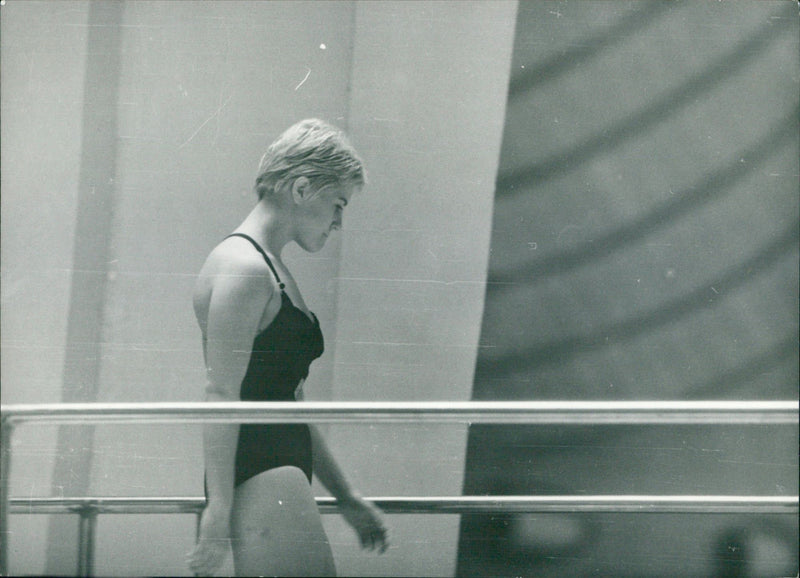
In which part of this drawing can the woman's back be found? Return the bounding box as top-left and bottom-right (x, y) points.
(192, 238), (279, 345)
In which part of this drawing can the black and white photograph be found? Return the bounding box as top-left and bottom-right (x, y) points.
(1, 1), (797, 576)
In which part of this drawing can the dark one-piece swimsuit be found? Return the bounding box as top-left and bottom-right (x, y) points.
(226, 233), (324, 487)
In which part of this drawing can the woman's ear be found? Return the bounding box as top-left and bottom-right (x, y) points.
(291, 176), (312, 204)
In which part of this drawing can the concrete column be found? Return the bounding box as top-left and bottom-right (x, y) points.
(45, 2), (124, 574)
(329, 3), (518, 575)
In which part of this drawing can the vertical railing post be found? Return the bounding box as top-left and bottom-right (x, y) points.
(76, 505), (97, 577)
(195, 510), (202, 543)
(1, 417), (14, 576)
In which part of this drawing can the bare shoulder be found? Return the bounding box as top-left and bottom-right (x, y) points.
(206, 237), (271, 278)
(193, 237), (277, 327)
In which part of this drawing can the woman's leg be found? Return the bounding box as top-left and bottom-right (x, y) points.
(231, 466), (336, 577)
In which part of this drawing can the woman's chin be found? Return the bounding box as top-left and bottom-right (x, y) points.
(301, 237), (327, 253)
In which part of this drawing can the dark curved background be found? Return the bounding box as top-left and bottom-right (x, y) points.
(458, 2), (798, 576)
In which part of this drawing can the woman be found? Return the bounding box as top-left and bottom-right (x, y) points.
(187, 119), (388, 576)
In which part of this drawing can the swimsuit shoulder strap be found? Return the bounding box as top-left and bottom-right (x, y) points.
(225, 233), (285, 290)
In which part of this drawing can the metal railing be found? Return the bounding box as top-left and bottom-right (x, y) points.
(3, 400), (798, 426)
(9, 494), (799, 577)
(11, 495), (799, 516)
(2, 400), (798, 576)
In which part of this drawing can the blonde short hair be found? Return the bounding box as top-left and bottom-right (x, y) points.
(255, 119), (366, 199)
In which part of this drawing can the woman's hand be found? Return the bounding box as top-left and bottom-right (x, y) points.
(339, 496), (390, 553)
(186, 504), (231, 576)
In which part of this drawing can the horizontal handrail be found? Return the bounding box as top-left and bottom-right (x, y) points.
(2, 403), (797, 576)
(2, 400), (798, 426)
(9, 495), (799, 515)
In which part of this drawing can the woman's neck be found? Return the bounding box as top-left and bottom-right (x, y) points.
(237, 199), (292, 259)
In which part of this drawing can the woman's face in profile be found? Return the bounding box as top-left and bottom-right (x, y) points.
(295, 182), (356, 253)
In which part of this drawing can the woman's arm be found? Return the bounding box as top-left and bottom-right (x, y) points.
(187, 252), (275, 576)
(308, 421), (390, 553)
(309, 423), (359, 503)
(201, 258), (271, 510)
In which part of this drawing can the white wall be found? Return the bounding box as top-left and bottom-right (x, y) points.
(1, 1), (517, 575)
(324, 2), (517, 576)
(1, 2), (90, 574)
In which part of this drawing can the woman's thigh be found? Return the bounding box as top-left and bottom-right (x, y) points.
(231, 466), (335, 577)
